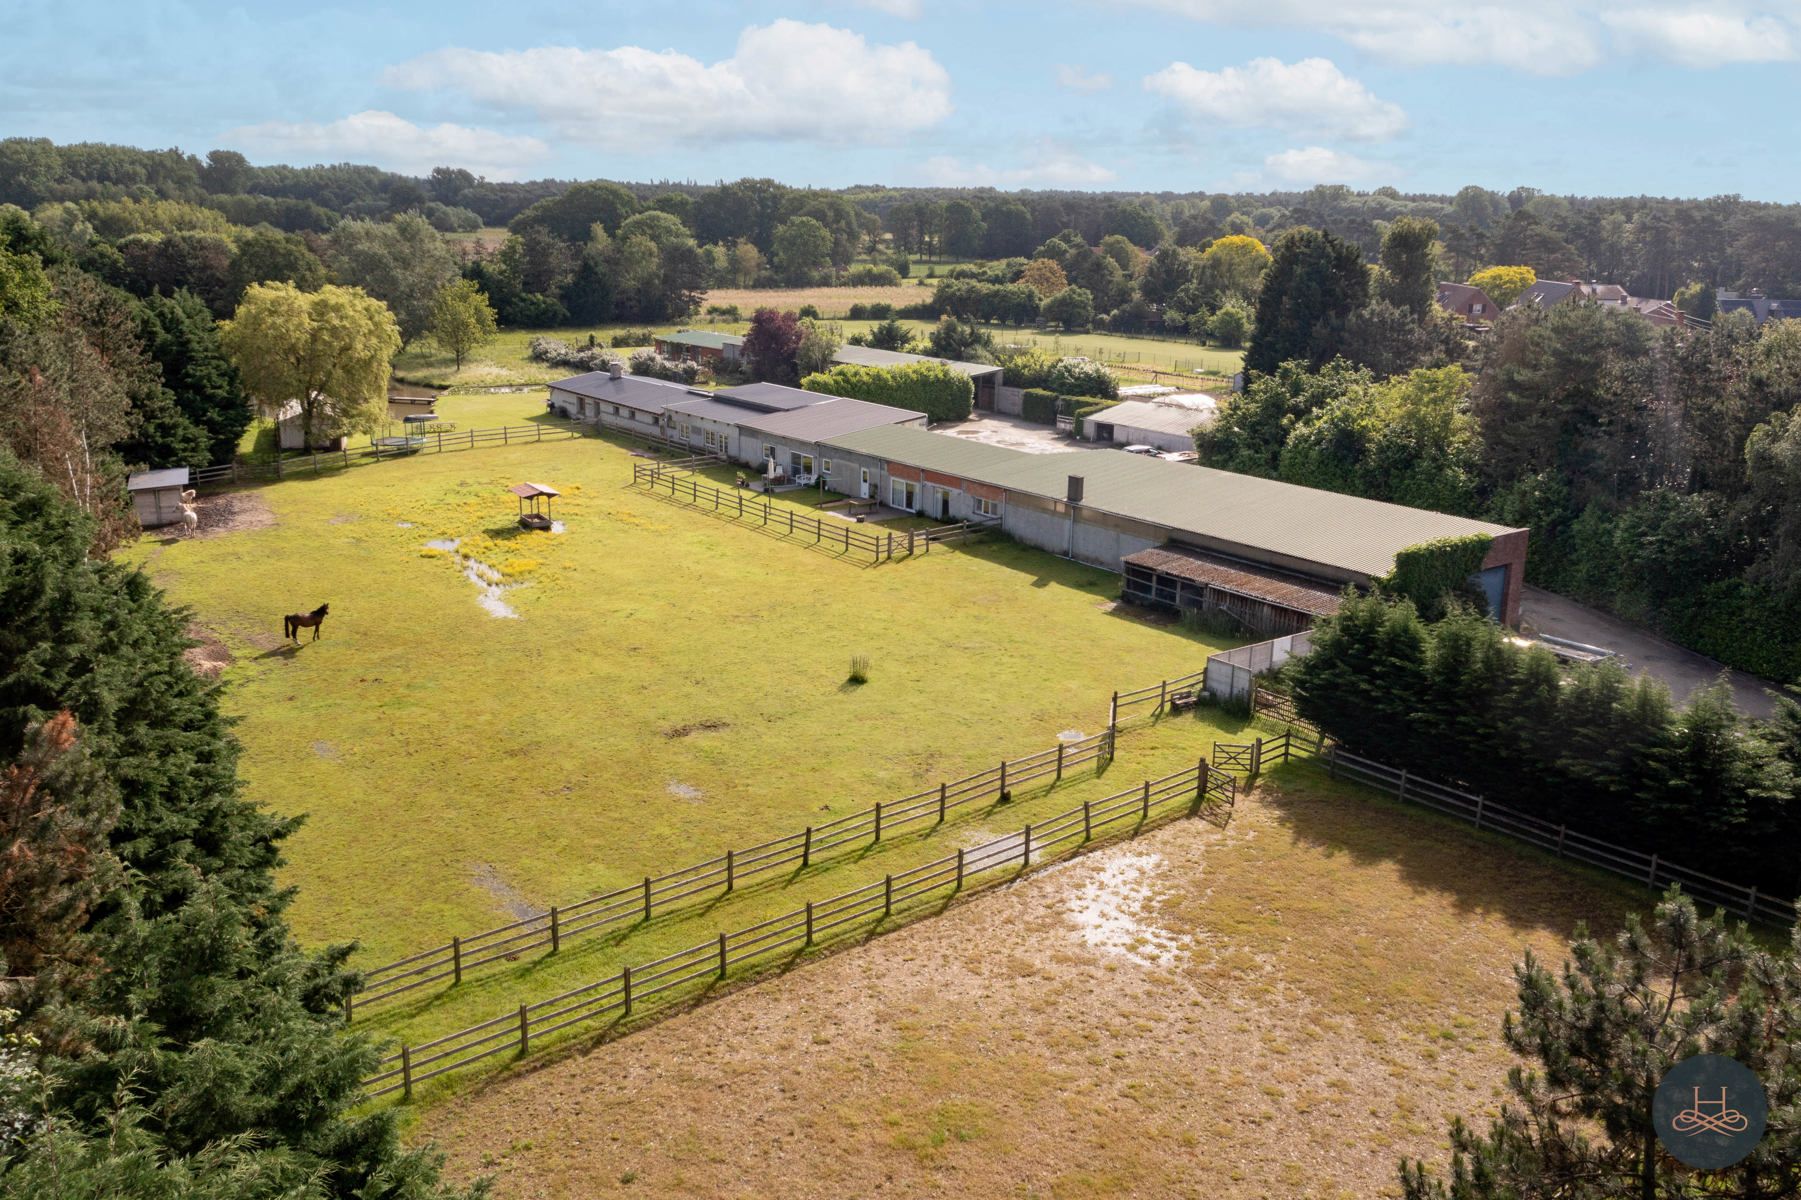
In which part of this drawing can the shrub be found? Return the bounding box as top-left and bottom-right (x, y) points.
(798, 304), (822, 319)
(628, 350), (708, 385)
(1070, 398), (1119, 433)
(610, 327), (655, 347)
(1207, 300), (1252, 348)
(846, 302), (896, 321)
(704, 303), (741, 321)
(1042, 285), (1095, 330)
(844, 264), (902, 286)
(1045, 358), (1118, 399)
(1021, 388), (1060, 425)
(801, 361), (973, 423)
(527, 335), (611, 372)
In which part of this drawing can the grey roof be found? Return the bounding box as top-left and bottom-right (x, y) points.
(655, 329), (744, 350)
(548, 371), (694, 413)
(715, 382), (831, 412)
(734, 397), (927, 443)
(1088, 399), (1216, 438)
(1518, 280), (1577, 308)
(662, 396), (767, 425)
(818, 426), (1518, 580)
(821, 424), (1036, 476)
(831, 345), (1003, 378)
(127, 467), (191, 491)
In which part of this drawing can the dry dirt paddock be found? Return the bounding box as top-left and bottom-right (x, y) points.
(421, 767), (1642, 1200)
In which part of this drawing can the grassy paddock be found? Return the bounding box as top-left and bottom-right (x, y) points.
(122, 433), (1233, 980)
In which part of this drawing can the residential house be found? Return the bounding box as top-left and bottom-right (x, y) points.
(546, 364), (699, 435)
(1435, 282), (1500, 324)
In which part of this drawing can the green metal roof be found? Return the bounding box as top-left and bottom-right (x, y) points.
(981, 450), (1517, 578)
(818, 426), (1519, 579)
(656, 330), (744, 350)
(820, 424), (1028, 477)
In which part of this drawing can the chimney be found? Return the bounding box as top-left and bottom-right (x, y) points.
(1067, 475), (1085, 504)
(609, 361), (624, 380)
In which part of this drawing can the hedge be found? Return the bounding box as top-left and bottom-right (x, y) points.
(1070, 398), (1119, 434)
(1021, 388), (1059, 425)
(800, 361), (974, 424)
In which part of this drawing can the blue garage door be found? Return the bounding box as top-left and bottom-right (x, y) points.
(1471, 565), (1506, 619)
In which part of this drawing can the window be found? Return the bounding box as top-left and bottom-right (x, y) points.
(974, 496), (1000, 518)
(890, 478), (918, 510)
(821, 459), (833, 475)
(763, 444), (776, 461)
(1473, 303), (1486, 315)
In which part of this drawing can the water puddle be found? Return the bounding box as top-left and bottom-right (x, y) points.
(550, 521), (566, 533)
(1062, 849), (1189, 968)
(423, 539), (520, 618)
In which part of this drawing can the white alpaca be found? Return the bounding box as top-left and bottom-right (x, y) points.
(179, 504), (199, 535)
(180, 488), (197, 504)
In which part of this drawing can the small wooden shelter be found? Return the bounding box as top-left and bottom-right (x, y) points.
(509, 482), (560, 530)
(127, 467), (192, 528)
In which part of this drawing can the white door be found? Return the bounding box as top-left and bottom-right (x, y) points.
(860, 467), (871, 499)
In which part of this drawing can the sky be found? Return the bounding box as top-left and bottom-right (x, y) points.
(5, 0), (1800, 199)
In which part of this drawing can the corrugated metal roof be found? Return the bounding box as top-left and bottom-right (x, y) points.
(982, 450), (1516, 578)
(127, 467), (191, 491)
(1089, 399), (1217, 439)
(715, 382), (828, 412)
(663, 396), (762, 424)
(1124, 545), (1342, 616)
(548, 371), (691, 411)
(831, 345), (1003, 378)
(734, 398), (926, 442)
(656, 330), (744, 350)
(820, 424), (1035, 476)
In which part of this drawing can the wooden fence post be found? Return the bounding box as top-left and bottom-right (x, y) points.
(1251, 737), (1264, 778)
(452, 937), (462, 985)
(1646, 854), (1659, 886)
(1022, 825), (1032, 867)
(955, 848), (965, 890)
(937, 783), (947, 823)
(886, 532), (893, 560)
(884, 874), (894, 915)
(998, 759), (1007, 798)
(1746, 886), (1759, 919)
(1159, 678), (1167, 712)
(1055, 742), (1064, 781)
(802, 826), (812, 868)
(874, 802), (883, 843)
(344, 993), (354, 1024)
(622, 965), (633, 1014)
(401, 1045), (413, 1100)
(642, 876), (652, 921)
(805, 901), (815, 945)
(1397, 768), (1409, 801)
(549, 906), (560, 953)
(1141, 780), (1151, 823)
(518, 1004), (530, 1055)
(1109, 691), (1119, 733)
(1555, 825), (1567, 856)
(1327, 742), (1339, 779)
(1474, 797), (1485, 830)
(1082, 800), (1092, 841)
(718, 932), (728, 976)
(725, 848), (735, 892)
(1194, 758), (1209, 811)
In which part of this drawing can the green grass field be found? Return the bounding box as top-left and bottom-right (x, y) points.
(122, 434), (1239, 1043)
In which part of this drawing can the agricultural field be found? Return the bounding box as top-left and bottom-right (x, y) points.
(121, 432), (1238, 1038)
(697, 284), (928, 316)
(422, 760), (1650, 1199)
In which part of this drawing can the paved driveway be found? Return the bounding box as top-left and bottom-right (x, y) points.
(1519, 585), (1780, 719)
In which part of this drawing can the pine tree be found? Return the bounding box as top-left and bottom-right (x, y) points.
(1402, 892), (1801, 1200)
(135, 290), (250, 467)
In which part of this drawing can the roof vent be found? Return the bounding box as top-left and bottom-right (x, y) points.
(609, 361), (624, 380)
(1067, 475), (1084, 504)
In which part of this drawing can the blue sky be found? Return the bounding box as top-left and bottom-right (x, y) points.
(6, 0), (1799, 198)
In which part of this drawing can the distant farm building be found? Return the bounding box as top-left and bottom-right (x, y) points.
(1434, 282), (1499, 324)
(275, 400), (348, 451)
(653, 330), (743, 363)
(545, 364), (698, 434)
(1083, 398), (1216, 453)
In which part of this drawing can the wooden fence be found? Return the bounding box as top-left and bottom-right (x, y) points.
(362, 757), (1236, 1099)
(191, 420), (587, 490)
(1107, 669), (1208, 728)
(630, 461), (992, 562)
(349, 729), (1114, 1018)
(1211, 728), (1798, 928)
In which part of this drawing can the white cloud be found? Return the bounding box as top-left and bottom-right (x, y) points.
(1261, 145), (1384, 185)
(385, 21), (951, 148)
(1144, 57), (1406, 141)
(920, 147), (1117, 187)
(1127, 0), (1601, 73)
(1604, 8), (1796, 67)
(222, 110), (548, 178)
(1056, 64), (1113, 93)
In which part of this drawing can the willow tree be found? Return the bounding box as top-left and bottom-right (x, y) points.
(220, 282), (399, 448)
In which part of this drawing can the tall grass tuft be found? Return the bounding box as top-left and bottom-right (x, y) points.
(847, 655), (871, 684)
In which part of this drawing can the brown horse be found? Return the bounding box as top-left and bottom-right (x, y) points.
(283, 603), (330, 643)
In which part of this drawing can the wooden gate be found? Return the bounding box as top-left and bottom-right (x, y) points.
(1212, 741), (1256, 773)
